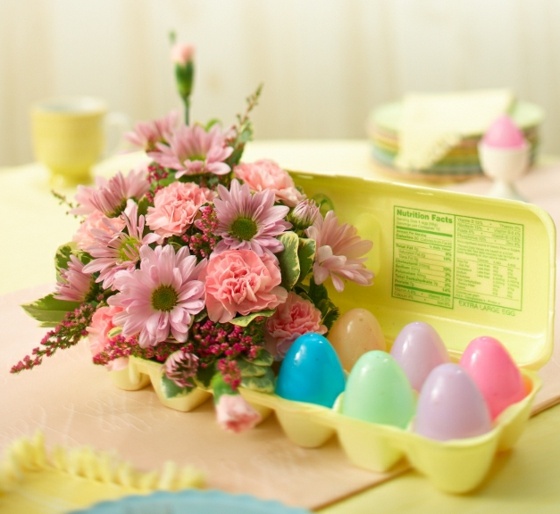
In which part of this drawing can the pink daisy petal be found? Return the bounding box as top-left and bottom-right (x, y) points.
(306, 210), (374, 292)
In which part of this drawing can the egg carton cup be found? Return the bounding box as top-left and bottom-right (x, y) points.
(111, 356), (541, 493)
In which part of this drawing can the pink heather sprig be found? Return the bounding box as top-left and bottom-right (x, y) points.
(185, 317), (265, 366)
(144, 162), (171, 203)
(11, 302), (98, 373)
(183, 205), (220, 259)
(216, 358), (242, 390)
(93, 334), (181, 366)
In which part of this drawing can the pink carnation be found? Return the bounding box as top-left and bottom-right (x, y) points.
(234, 159), (304, 207)
(146, 181), (215, 240)
(265, 292), (327, 359)
(87, 305), (127, 371)
(202, 249), (287, 323)
(215, 394), (261, 433)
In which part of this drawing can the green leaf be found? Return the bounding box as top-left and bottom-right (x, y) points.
(307, 280), (340, 331)
(54, 243), (76, 273)
(229, 310), (274, 327)
(160, 373), (195, 399)
(297, 238), (316, 282)
(241, 368), (275, 393)
(277, 231), (300, 290)
(196, 364), (216, 388)
(22, 294), (81, 327)
(205, 118), (221, 131)
(236, 358), (266, 378)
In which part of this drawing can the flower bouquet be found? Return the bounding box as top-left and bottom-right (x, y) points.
(12, 38), (374, 433)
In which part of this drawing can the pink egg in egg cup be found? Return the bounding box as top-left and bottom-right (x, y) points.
(478, 115), (530, 201)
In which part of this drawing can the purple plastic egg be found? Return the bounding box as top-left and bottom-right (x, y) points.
(390, 321), (450, 392)
(414, 363), (493, 441)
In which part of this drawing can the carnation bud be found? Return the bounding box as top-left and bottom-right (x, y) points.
(170, 42), (194, 66)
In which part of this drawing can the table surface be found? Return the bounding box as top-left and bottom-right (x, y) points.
(1, 140), (559, 513)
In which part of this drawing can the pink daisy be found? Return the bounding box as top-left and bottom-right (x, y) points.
(83, 201), (159, 289)
(306, 210), (374, 292)
(148, 124), (233, 178)
(145, 181), (215, 241)
(213, 179), (291, 255)
(125, 111), (180, 151)
(72, 168), (151, 217)
(108, 244), (206, 347)
(54, 255), (94, 302)
(73, 210), (125, 251)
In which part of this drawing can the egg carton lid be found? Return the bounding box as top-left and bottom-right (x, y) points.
(291, 172), (556, 369)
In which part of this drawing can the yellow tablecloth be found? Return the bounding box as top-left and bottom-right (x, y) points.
(1, 140), (560, 513)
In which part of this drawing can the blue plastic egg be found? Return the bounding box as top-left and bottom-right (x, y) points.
(275, 333), (346, 407)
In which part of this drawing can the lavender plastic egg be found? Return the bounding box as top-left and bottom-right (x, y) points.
(414, 363), (493, 441)
(390, 321), (450, 392)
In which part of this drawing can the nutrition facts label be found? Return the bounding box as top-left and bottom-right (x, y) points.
(392, 206), (524, 313)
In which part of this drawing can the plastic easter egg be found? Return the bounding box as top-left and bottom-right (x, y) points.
(390, 321), (450, 392)
(459, 336), (527, 419)
(275, 333), (346, 408)
(414, 363), (493, 441)
(342, 350), (415, 428)
(329, 308), (386, 371)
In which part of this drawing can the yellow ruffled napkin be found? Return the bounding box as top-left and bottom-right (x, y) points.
(395, 89), (514, 171)
(0, 432), (204, 513)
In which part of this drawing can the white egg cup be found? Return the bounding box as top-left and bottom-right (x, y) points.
(477, 142), (530, 202)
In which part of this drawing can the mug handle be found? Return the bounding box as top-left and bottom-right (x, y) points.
(104, 111), (131, 157)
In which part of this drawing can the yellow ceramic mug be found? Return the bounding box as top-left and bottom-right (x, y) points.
(30, 96), (127, 187)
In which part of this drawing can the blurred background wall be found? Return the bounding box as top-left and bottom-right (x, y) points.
(1, 0), (559, 166)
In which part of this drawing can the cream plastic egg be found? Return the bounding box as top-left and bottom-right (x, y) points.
(329, 308), (386, 371)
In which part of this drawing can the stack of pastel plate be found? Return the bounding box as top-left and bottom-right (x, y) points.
(367, 101), (543, 181)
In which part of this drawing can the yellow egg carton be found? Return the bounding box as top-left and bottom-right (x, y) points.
(112, 173), (556, 493)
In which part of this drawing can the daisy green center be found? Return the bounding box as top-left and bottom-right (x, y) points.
(230, 216), (258, 241)
(151, 285), (178, 312)
(108, 198), (128, 218)
(118, 236), (141, 263)
(189, 153), (206, 161)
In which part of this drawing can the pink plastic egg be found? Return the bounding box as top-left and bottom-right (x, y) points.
(414, 363), (493, 441)
(459, 336), (527, 419)
(390, 321), (450, 392)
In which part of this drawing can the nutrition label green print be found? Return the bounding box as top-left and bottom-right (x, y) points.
(392, 206), (523, 312)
